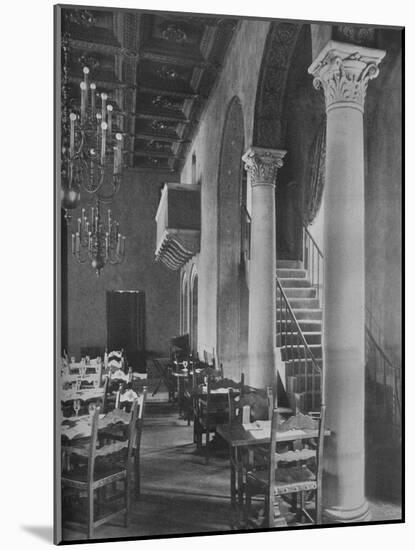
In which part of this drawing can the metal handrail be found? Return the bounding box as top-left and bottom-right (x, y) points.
(303, 224), (323, 258)
(365, 326), (401, 424)
(276, 276), (322, 411)
(302, 223), (323, 305)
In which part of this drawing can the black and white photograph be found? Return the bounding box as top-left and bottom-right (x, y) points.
(53, 2), (403, 545)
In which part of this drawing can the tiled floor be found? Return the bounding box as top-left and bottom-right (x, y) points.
(62, 403), (402, 542)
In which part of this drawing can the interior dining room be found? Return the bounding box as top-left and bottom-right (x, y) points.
(55, 4), (403, 543)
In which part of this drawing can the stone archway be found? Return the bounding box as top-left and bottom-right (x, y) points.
(253, 22), (302, 150)
(217, 97), (246, 380)
(254, 22), (316, 261)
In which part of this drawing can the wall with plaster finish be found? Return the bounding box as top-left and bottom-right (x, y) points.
(180, 19), (271, 362)
(365, 29), (402, 366)
(67, 169), (180, 360)
(283, 25), (402, 372)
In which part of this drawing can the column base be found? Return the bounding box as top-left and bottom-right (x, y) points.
(323, 500), (371, 524)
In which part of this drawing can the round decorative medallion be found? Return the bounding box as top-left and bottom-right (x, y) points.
(303, 120), (326, 225)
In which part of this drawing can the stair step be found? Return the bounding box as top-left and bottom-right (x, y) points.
(277, 319), (322, 332)
(285, 358), (323, 375)
(281, 345), (323, 361)
(292, 308), (322, 320)
(279, 332), (322, 345)
(283, 297), (320, 309)
(279, 278), (312, 288)
(278, 287), (317, 299)
(276, 260), (303, 269)
(285, 382), (322, 410)
(276, 268), (307, 279)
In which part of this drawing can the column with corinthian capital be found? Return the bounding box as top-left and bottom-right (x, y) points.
(308, 41), (385, 523)
(242, 147), (286, 389)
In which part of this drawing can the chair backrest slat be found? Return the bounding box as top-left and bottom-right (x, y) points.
(267, 391), (326, 502)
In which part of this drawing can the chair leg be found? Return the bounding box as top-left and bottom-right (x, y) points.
(299, 491), (306, 523)
(269, 495), (287, 528)
(245, 483), (252, 524)
(205, 427), (210, 464)
(134, 452), (141, 498)
(197, 424), (202, 450)
(267, 494), (273, 528)
(96, 486), (102, 518)
(87, 487), (94, 539)
(316, 489), (322, 524)
(125, 474), (131, 528)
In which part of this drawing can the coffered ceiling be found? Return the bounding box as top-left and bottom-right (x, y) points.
(61, 7), (238, 173)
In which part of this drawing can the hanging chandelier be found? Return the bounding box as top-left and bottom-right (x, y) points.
(60, 34), (125, 221)
(71, 200), (126, 276)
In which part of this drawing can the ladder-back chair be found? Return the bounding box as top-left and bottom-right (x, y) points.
(61, 402), (138, 539)
(245, 403), (327, 527)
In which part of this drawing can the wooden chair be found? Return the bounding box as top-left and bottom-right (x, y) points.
(151, 358), (176, 399)
(195, 373), (244, 463)
(227, 382), (272, 522)
(61, 378), (108, 418)
(133, 387), (147, 498)
(245, 403), (327, 527)
(61, 402), (138, 539)
(100, 387), (147, 499)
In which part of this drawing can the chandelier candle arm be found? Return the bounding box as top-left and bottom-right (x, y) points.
(107, 105), (113, 137)
(113, 146), (118, 174)
(80, 81), (87, 123)
(114, 134), (123, 174)
(101, 122), (107, 163)
(61, 49), (126, 218)
(83, 67), (89, 110)
(69, 113), (76, 158)
(90, 83), (96, 118)
(95, 113), (101, 152)
(71, 200), (126, 274)
(101, 93), (107, 123)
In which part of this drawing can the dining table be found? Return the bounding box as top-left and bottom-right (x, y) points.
(216, 420), (331, 529)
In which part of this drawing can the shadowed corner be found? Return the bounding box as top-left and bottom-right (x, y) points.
(21, 525), (53, 543)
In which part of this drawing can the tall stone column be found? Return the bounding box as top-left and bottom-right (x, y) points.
(242, 147), (286, 389)
(309, 41), (385, 523)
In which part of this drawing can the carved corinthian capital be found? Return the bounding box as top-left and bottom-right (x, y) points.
(308, 40), (386, 113)
(242, 147), (286, 187)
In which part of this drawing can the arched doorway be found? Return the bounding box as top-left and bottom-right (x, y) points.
(217, 97), (247, 380)
(190, 268), (198, 354)
(180, 272), (188, 335)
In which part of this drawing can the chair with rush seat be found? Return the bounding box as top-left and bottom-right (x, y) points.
(245, 402), (327, 527)
(61, 402), (138, 539)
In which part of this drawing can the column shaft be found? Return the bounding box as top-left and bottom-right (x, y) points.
(309, 40), (385, 523)
(242, 147), (286, 389)
(248, 183), (277, 388)
(323, 106), (367, 521)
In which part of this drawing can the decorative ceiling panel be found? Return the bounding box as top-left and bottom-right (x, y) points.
(62, 7), (237, 173)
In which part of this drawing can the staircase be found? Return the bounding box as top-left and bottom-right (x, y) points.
(276, 259), (322, 411)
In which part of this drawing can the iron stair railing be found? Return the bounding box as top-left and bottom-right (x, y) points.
(276, 278), (322, 412)
(302, 223), (323, 306)
(301, 222), (401, 434)
(365, 323), (401, 442)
